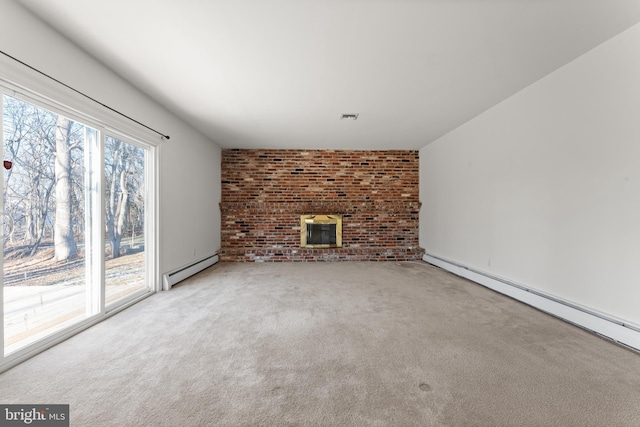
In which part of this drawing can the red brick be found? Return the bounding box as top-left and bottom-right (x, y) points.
(220, 149), (423, 262)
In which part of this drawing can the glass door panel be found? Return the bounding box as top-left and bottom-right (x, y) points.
(2, 95), (95, 355)
(104, 136), (147, 305)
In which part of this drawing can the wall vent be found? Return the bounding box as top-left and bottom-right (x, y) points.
(340, 113), (359, 120)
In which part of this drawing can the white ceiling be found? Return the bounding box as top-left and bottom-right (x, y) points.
(16, 0), (640, 150)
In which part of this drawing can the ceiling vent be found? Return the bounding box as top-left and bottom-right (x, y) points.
(340, 113), (359, 120)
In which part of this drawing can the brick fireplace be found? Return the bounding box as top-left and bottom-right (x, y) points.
(220, 149), (422, 262)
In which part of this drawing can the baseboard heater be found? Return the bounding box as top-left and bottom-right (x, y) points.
(422, 253), (640, 352)
(163, 253), (219, 291)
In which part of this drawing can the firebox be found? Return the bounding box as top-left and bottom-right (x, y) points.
(300, 214), (343, 248)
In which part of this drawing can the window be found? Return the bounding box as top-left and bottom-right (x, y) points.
(1, 85), (156, 368)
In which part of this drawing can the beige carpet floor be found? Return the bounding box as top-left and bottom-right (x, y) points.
(1, 261), (639, 426)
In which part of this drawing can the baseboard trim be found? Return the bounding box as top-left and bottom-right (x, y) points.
(422, 253), (640, 352)
(162, 253), (219, 290)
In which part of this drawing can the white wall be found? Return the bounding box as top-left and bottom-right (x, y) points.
(420, 23), (640, 326)
(0, 1), (221, 280)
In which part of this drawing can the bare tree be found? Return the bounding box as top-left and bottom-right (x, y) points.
(3, 96), (56, 253)
(105, 137), (144, 258)
(53, 116), (77, 261)
(106, 138), (123, 257)
(4, 95), (137, 265)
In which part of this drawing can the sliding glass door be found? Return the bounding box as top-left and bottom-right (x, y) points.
(1, 92), (153, 359)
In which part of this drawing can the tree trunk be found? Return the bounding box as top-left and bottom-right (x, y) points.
(54, 116), (77, 261)
(26, 174), (39, 243)
(29, 180), (55, 257)
(107, 141), (120, 257)
(26, 195), (35, 243)
(113, 168), (129, 258)
(112, 195), (122, 258)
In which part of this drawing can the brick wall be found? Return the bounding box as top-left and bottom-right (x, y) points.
(220, 149), (422, 261)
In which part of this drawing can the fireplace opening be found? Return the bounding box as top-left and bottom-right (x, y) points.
(300, 214), (342, 248)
